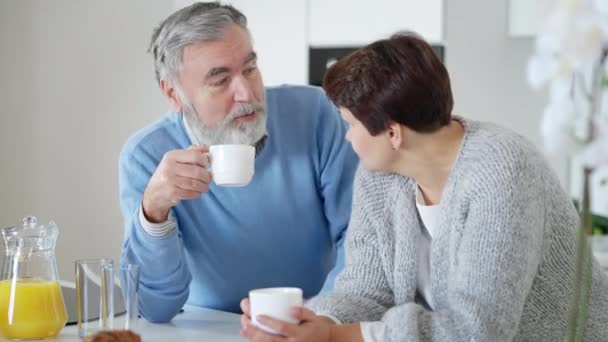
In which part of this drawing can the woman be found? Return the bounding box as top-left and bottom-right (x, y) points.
(239, 32), (608, 341)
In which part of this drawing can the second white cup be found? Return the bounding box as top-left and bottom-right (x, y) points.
(249, 287), (303, 335)
(209, 144), (255, 187)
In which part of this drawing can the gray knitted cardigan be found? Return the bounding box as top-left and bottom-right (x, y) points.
(307, 118), (608, 341)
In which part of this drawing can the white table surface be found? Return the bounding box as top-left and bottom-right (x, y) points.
(0, 305), (247, 342)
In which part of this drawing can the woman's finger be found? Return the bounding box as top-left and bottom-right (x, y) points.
(290, 306), (317, 322)
(256, 315), (298, 337)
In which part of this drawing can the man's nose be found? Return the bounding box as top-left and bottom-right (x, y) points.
(232, 76), (254, 102)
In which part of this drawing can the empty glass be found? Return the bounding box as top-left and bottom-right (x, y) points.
(75, 259), (114, 338)
(119, 264), (140, 331)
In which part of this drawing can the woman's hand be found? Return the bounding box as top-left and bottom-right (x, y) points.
(239, 298), (332, 342)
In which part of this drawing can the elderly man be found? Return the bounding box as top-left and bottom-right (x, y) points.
(118, 2), (357, 322)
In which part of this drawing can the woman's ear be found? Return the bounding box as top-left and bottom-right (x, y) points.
(160, 79), (183, 113)
(387, 122), (403, 150)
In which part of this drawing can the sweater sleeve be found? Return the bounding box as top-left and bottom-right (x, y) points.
(366, 151), (547, 341)
(118, 143), (192, 323)
(307, 168), (395, 322)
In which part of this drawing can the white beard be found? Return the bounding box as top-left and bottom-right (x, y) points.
(183, 100), (268, 147)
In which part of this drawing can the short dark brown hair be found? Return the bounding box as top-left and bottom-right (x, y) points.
(323, 32), (453, 135)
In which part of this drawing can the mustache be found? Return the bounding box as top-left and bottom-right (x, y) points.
(225, 102), (265, 122)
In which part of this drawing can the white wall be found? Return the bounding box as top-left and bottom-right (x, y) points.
(445, 0), (546, 148)
(0, 0), (172, 281)
(443, 0), (571, 185)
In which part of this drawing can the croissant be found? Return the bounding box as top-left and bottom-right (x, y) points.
(82, 330), (141, 342)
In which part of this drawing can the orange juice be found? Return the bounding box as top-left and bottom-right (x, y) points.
(0, 279), (67, 340)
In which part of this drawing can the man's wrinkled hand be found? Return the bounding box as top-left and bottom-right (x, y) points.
(142, 145), (211, 222)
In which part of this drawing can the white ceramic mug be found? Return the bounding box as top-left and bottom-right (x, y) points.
(208, 144), (255, 187)
(249, 287), (303, 334)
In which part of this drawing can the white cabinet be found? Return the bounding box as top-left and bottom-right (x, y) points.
(228, 0), (308, 86)
(308, 0), (444, 46)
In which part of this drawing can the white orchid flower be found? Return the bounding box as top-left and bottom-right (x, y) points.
(594, 0), (608, 19)
(530, 0), (608, 169)
(549, 74), (572, 101)
(581, 123), (608, 168)
(532, 1), (608, 338)
(527, 53), (560, 89)
(544, 1), (608, 69)
(541, 97), (578, 154)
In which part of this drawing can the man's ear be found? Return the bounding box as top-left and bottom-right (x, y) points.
(160, 79), (183, 113)
(387, 122), (403, 150)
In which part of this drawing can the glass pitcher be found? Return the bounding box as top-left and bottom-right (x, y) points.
(0, 216), (67, 340)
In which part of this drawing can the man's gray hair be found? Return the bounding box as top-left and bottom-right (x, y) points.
(149, 2), (249, 84)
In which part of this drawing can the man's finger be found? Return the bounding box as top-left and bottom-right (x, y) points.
(174, 164), (212, 184)
(188, 144), (209, 153)
(175, 176), (209, 193)
(173, 148), (209, 168)
(169, 188), (203, 202)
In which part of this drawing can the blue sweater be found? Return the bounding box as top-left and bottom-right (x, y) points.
(118, 85), (358, 322)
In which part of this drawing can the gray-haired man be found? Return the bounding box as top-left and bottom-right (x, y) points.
(118, 2), (358, 322)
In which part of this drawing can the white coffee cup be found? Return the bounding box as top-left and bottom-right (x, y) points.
(249, 287), (303, 335)
(209, 144), (255, 187)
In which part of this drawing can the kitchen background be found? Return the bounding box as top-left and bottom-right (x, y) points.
(1, 0), (606, 281)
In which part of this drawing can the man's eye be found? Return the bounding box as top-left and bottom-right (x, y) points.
(243, 66), (256, 76)
(212, 77), (229, 87)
